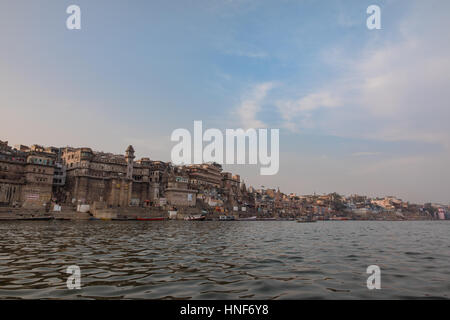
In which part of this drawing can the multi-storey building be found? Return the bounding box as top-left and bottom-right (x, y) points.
(222, 172), (240, 191)
(61, 145), (167, 207)
(221, 172), (242, 208)
(164, 166), (197, 207)
(185, 163), (223, 189)
(1, 140), (277, 213)
(0, 140), (56, 208)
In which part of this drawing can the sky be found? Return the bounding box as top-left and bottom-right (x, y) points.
(0, 0), (449, 204)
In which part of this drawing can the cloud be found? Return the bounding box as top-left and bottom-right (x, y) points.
(235, 82), (275, 129)
(276, 91), (341, 132)
(276, 1), (450, 147)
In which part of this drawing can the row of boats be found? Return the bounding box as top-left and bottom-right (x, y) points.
(1, 213), (346, 222)
(2, 210), (345, 222)
(0, 216), (54, 221)
(181, 215), (318, 222)
(103, 215), (279, 221)
(92, 214), (351, 222)
(183, 215), (261, 221)
(90, 216), (166, 221)
(90, 215), (259, 221)
(2, 214), (320, 222)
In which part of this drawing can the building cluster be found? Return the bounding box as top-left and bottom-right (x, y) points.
(0, 141), (250, 215)
(0, 141), (56, 209)
(0, 140), (448, 219)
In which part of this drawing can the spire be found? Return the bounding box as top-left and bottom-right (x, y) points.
(125, 145), (135, 159)
(125, 146), (135, 180)
(126, 145), (134, 153)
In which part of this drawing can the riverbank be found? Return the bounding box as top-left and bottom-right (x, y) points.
(0, 206), (437, 221)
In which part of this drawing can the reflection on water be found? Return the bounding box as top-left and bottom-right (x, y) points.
(0, 220), (448, 299)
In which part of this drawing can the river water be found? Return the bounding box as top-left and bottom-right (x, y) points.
(0, 220), (448, 299)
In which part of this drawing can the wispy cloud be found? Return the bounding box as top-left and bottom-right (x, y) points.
(276, 91), (341, 132)
(235, 82), (275, 129)
(275, 1), (450, 147)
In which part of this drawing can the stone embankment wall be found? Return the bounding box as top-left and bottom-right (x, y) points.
(90, 201), (169, 219)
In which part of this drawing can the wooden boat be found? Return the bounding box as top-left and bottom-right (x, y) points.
(219, 215), (235, 221)
(238, 216), (257, 221)
(329, 217), (350, 221)
(296, 216), (317, 223)
(184, 214), (205, 221)
(20, 216), (54, 221)
(113, 217), (137, 221)
(137, 217), (166, 221)
(296, 218), (316, 223)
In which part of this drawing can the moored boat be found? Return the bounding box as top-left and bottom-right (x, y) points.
(329, 217), (350, 221)
(219, 215), (235, 221)
(238, 216), (257, 221)
(296, 218), (317, 223)
(296, 215), (317, 223)
(20, 216), (54, 221)
(137, 217), (166, 221)
(184, 214), (205, 221)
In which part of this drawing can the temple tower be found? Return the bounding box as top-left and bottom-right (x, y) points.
(125, 145), (135, 180)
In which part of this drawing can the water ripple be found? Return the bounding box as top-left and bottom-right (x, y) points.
(0, 220), (449, 299)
